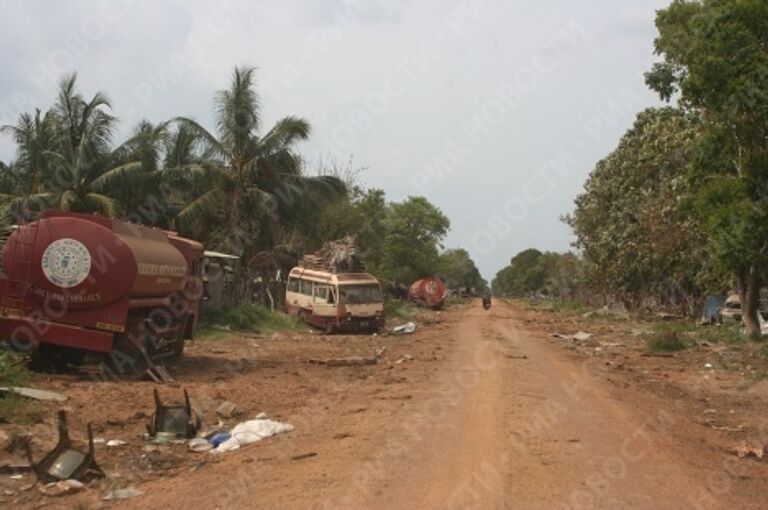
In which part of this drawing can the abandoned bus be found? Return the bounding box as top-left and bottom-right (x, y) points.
(285, 267), (385, 333)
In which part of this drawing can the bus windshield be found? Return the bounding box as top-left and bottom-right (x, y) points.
(338, 284), (382, 304)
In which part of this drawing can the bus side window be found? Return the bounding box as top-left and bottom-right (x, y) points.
(287, 277), (300, 293)
(300, 279), (313, 296)
(328, 287), (336, 304)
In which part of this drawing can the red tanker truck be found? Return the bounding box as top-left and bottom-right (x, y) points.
(0, 211), (204, 377)
(408, 277), (448, 310)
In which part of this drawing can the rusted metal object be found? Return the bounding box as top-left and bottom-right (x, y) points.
(23, 410), (104, 483)
(408, 278), (448, 310)
(0, 210), (205, 375)
(146, 388), (200, 439)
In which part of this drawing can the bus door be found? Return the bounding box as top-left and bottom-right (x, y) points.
(312, 284), (337, 317)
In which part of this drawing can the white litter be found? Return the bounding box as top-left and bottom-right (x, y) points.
(392, 322), (416, 335)
(39, 479), (85, 497)
(188, 437), (212, 452)
(103, 486), (144, 500)
(760, 313), (768, 335)
(213, 418), (294, 454)
(552, 331), (593, 342)
(106, 439), (126, 447)
(0, 387), (67, 402)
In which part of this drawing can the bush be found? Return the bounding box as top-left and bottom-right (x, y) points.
(385, 300), (416, 320)
(0, 351), (28, 387)
(646, 327), (688, 352)
(201, 303), (300, 333)
(0, 351), (32, 420)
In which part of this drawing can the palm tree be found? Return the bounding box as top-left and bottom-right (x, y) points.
(169, 66), (346, 300)
(0, 74), (144, 217)
(171, 67), (345, 248)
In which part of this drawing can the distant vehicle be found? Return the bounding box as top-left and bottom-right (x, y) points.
(285, 267), (385, 333)
(482, 295), (492, 310)
(408, 277), (447, 310)
(721, 294), (742, 322)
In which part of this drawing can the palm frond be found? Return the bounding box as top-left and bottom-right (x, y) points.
(174, 188), (227, 231)
(85, 192), (118, 216)
(90, 161), (146, 191)
(257, 116), (310, 155)
(172, 117), (227, 159)
(215, 66), (259, 157)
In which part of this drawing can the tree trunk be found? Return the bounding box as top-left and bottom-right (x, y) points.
(737, 265), (762, 340)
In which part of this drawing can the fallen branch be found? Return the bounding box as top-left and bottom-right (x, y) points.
(308, 347), (387, 367)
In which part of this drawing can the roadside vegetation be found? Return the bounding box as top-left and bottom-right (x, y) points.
(0, 67), (487, 335)
(0, 351), (33, 421)
(495, 1), (768, 346)
(199, 303), (301, 335)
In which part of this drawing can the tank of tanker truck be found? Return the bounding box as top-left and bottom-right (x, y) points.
(408, 277), (448, 310)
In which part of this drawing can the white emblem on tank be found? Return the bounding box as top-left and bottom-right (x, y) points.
(41, 238), (92, 288)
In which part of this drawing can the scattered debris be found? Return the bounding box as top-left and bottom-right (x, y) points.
(309, 347), (387, 367)
(188, 438), (213, 452)
(732, 444), (767, 459)
(213, 418), (294, 453)
(106, 439), (127, 447)
(392, 322), (416, 335)
(395, 354), (414, 364)
(206, 431), (231, 448)
(710, 425), (744, 433)
(551, 331), (593, 342)
(103, 485), (144, 500)
(215, 401), (240, 419)
(0, 387), (67, 402)
(146, 388), (200, 439)
(291, 452), (317, 461)
(300, 235), (364, 272)
(704, 363), (714, 369)
(24, 410), (104, 483)
(506, 355), (529, 360)
(38, 479), (85, 497)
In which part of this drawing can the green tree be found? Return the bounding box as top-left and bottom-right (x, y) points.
(172, 67), (345, 248)
(438, 248), (487, 292)
(566, 107), (721, 312)
(1, 74), (144, 217)
(169, 67), (346, 299)
(646, 0), (768, 336)
(379, 196), (450, 284)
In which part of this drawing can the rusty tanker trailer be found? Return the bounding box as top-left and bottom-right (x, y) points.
(408, 277), (448, 310)
(0, 211), (204, 375)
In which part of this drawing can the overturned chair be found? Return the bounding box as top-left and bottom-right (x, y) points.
(146, 388), (200, 439)
(24, 410), (104, 483)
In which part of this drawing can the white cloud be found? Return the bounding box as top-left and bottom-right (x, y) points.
(0, 0), (668, 278)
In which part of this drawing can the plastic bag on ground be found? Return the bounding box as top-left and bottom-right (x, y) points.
(392, 322), (416, 335)
(213, 418), (294, 453)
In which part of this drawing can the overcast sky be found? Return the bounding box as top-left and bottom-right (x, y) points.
(0, 0), (670, 280)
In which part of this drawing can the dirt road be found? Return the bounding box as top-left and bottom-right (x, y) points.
(5, 301), (768, 509)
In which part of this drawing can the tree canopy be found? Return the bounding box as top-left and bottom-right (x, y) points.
(645, 0), (768, 335)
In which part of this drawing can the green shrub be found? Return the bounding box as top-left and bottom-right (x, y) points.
(385, 300), (416, 320)
(200, 303), (300, 333)
(646, 327), (688, 352)
(0, 351), (28, 387)
(0, 351), (32, 421)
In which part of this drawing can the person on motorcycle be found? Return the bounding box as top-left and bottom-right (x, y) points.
(482, 293), (492, 310)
